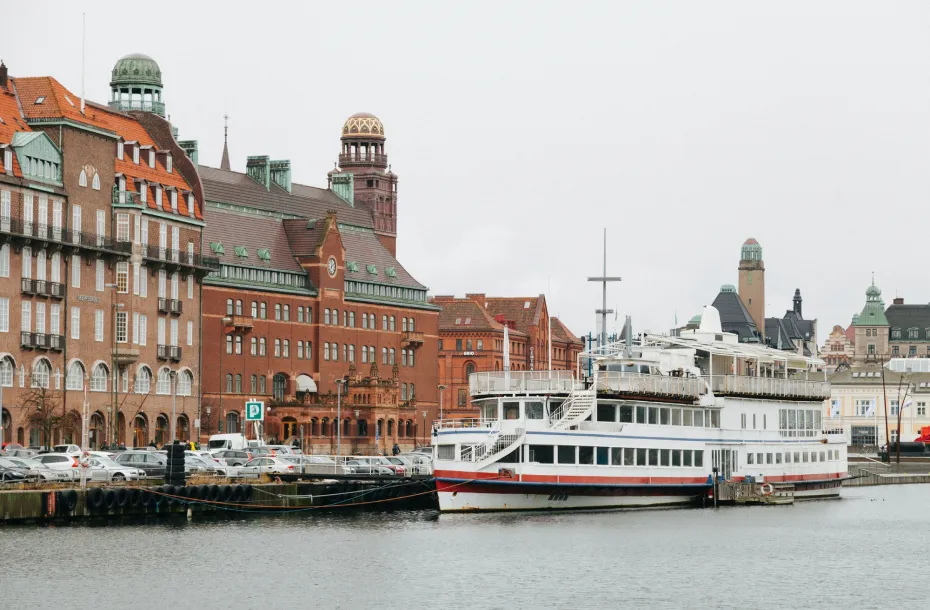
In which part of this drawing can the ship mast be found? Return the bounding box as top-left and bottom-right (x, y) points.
(588, 228), (622, 350)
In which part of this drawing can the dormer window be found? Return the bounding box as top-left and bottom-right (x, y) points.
(170, 190), (178, 212)
(892, 328), (901, 339)
(139, 182), (147, 203)
(187, 193), (195, 217)
(132, 147), (139, 164)
(3, 149), (11, 174)
(155, 186), (163, 209)
(908, 328), (919, 339)
(166, 154), (172, 173)
(148, 150), (155, 169)
(117, 141), (124, 160)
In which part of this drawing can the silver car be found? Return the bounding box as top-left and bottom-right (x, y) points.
(0, 456), (71, 482)
(86, 456), (145, 482)
(32, 453), (79, 481)
(239, 457), (295, 476)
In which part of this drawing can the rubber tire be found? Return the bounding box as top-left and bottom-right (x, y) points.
(141, 488), (154, 507)
(209, 485), (220, 501)
(220, 485), (233, 502)
(112, 473), (126, 482)
(232, 484), (244, 502)
(63, 489), (78, 511)
(116, 488), (129, 507)
(128, 488), (142, 507)
(199, 484), (211, 500)
(104, 489), (118, 510)
(88, 487), (104, 509)
(242, 485), (253, 501)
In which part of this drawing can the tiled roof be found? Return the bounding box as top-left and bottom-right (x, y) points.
(551, 317), (583, 345)
(844, 324), (856, 345)
(281, 218), (327, 256)
(339, 228), (426, 290)
(0, 83), (27, 177)
(886, 304), (930, 341)
(202, 206), (305, 274)
(484, 296), (545, 335)
(198, 165), (373, 228)
(438, 299), (522, 334)
(12, 76), (201, 219)
(711, 290), (760, 342)
(764, 318), (797, 351)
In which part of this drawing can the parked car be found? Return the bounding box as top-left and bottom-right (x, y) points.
(400, 453), (434, 474)
(185, 455), (227, 476)
(207, 433), (248, 451)
(52, 444), (82, 455)
(209, 449), (251, 467)
(0, 466), (27, 483)
(388, 455), (426, 475)
(345, 457), (395, 475)
(86, 456), (145, 482)
(267, 445), (302, 456)
(0, 457), (42, 481)
(239, 457), (295, 476)
(245, 446), (275, 458)
(2, 448), (40, 458)
(282, 455), (353, 475)
(114, 451), (167, 477)
(0, 456), (71, 482)
(31, 453), (79, 480)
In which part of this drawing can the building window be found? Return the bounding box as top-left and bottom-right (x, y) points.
(389, 348), (395, 365)
(331, 343), (338, 361)
(349, 311), (355, 327)
(283, 340), (289, 358)
(260, 302), (267, 319)
(226, 299), (234, 316)
(273, 374), (287, 401)
(250, 375), (257, 393)
(275, 304), (281, 321)
(235, 374), (242, 394)
(297, 341), (304, 359)
(297, 307), (304, 323)
(333, 309), (339, 326)
(225, 374), (232, 393)
(382, 315), (388, 330)
(259, 338), (266, 356)
(235, 336), (242, 355)
(458, 389), (467, 406)
(274, 339), (281, 357)
(324, 309), (330, 325)
(235, 300), (243, 316)
(390, 316), (395, 331)
(259, 376), (266, 394)
(135, 367), (152, 394)
(362, 314), (368, 330)
(324, 342), (330, 361)
(382, 347), (388, 364)
(283, 305), (290, 321)
(226, 335), (233, 354)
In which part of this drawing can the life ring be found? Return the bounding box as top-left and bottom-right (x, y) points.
(760, 483), (774, 496)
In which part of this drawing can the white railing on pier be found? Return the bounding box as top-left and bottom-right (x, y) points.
(469, 371), (577, 395)
(709, 375), (830, 400)
(595, 371), (705, 399)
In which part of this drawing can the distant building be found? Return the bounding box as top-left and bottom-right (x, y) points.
(848, 283), (930, 366)
(821, 322), (855, 372)
(764, 289), (818, 358)
(737, 237), (765, 339)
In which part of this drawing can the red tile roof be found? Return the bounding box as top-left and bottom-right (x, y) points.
(484, 296), (546, 335)
(203, 207), (305, 274)
(11, 76), (201, 219)
(437, 297), (526, 336)
(0, 83), (28, 177)
(550, 317), (583, 345)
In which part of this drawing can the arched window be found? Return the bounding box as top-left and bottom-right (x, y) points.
(273, 373), (287, 400)
(235, 299), (243, 315)
(177, 414), (190, 441)
(177, 370), (192, 396)
(320, 418), (329, 437)
(259, 375), (266, 394)
(309, 418), (318, 437)
(465, 362), (476, 378)
(31, 359), (51, 388)
(406, 420), (413, 437)
(78, 169), (87, 187)
(387, 419), (394, 436)
(155, 414), (169, 446)
(156, 368), (172, 395)
(135, 366), (152, 394)
(226, 299), (233, 316)
(92, 173), (100, 190)
(226, 411), (239, 434)
(250, 374), (257, 393)
(377, 419), (384, 438)
(225, 373), (233, 393)
(66, 361), (85, 390)
(235, 374), (242, 393)
(357, 419), (368, 436)
(90, 363), (108, 392)
(343, 418), (351, 437)
(0, 356), (14, 387)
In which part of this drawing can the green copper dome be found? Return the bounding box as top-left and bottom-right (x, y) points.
(865, 284), (881, 298)
(110, 53), (162, 88)
(854, 283), (888, 326)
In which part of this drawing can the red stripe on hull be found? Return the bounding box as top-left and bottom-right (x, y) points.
(434, 469), (710, 485)
(435, 479), (703, 498)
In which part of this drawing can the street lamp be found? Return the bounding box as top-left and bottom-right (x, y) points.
(335, 377), (344, 456)
(438, 384), (446, 421)
(168, 370), (178, 443)
(218, 316), (232, 433)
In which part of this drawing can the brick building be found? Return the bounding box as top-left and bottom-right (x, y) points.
(434, 293), (581, 418)
(0, 55), (210, 449)
(198, 113), (439, 453)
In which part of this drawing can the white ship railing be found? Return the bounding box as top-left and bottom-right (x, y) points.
(434, 418), (498, 431)
(709, 375), (830, 400)
(595, 371), (705, 399)
(470, 371), (577, 395)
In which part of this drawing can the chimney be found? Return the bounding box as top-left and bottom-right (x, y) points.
(178, 140), (199, 165)
(893, 297), (904, 305)
(270, 159), (292, 193)
(331, 172), (354, 206)
(465, 293), (486, 306)
(246, 156), (271, 190)
(0, 61), (7, 89)
(494, 314), (505, 325)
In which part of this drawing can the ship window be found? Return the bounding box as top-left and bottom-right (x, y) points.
(775, 453), (783, 464)
(766, 453), (773, 464)
(683, 450), (692, 467)
(610, 447), (623, 466)
(682, 409), (693, 426)
(579, 446), (594, 465)
(503, 401), (520, 420)
(711, 410), (720, 428)
(671, 408), (682, 426)
(660, 449), (670, 466)
(672, 450), (681, 467)
(437, 445), (455, 460)
(648, 407), (658, 425)
(525, 401), (544, 420)
(636, 448), (646, 466)
(624, 448), (635, 466)
(528, 445), (554, 464)
(660, 408), (670, 425)
(635, 406), (646, 424)
(820, 451), (826, 462)
(747, 453), (755, 465)
(756, 453), (763, 464)
(557, 446), (576, 464)
(480, 402), (499, 421)
(597, 403), (616, 422)
(596, 447), (609, 465)
(619, 405), (633, 423)
(694, 451), (703, 467)
(794, 452), (801, 463)
(648, 449), (659, 466)
(693, 410), (704, 427)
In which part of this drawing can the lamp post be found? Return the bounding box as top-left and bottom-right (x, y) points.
(336, 378), (343, 456)
(438, 384), (446, 421)
(218, 316), (231, 433)
(354, 408), (360, 454)
(422, 410), (427, 447)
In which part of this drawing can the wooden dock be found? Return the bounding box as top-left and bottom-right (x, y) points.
(716, 481), (795, 505)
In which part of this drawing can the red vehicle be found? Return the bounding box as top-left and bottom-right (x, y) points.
(915, 426), (930, 443)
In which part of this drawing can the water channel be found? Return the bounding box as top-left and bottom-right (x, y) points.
(2, 485), (926, 609)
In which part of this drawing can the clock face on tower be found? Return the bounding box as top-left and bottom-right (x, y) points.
(327, 257), (337, 277)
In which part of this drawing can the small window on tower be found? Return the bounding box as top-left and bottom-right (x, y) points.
(366, 180), (374, 188)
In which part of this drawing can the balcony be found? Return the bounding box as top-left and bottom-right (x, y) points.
(112, 346), (140, 366)
(141, 244), (220, 273)
(1, 215), (130, 257)
(226, 315), (254, 331)
(338, 152), (388, 167)
(402, 331), (424, 347)
(169, 345), (182, 361)
(596, 371), (706, 401)
(49, 334), (63, 351)
(709, 375), (830, 401)
(21, 332), (34, 349)
(48, 282), (64, 299)
(169, 299), (183, 315)
(157, 298), (170, 314)
(111, 187), (142, 207)
(21, 278), (35, 295)
(107, 99), (165, 116)
(157, 344), (170, 361)
(34, 333), (49, 350)
(470, 371), (578, 395)
(34, 280), (49, 298)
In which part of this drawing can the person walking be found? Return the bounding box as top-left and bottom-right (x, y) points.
(392, 443), (400, 456)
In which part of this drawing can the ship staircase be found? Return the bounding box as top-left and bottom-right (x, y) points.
(461, 425), (526, 467)
(550, 385), (598, 430)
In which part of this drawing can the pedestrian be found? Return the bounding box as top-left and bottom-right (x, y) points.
(392, 443), (400, 456)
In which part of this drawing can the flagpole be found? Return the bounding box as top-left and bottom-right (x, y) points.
(880, 354), (889, 460)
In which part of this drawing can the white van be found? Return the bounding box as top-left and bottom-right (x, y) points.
(207, 433), (247, 451)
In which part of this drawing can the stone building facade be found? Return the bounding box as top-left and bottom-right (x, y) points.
(198, 113), (439, 454)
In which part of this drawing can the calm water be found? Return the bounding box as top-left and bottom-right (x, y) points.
(2, 485), (927, 609)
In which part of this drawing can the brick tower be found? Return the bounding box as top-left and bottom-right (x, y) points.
(737, 237), (765, 341)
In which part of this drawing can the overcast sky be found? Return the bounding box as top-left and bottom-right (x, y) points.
(4, 1), (929, 341)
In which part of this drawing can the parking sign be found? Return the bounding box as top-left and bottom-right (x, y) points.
(245, 400), (265, 421)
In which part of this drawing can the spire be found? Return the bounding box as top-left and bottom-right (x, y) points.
(220, 114), (231, 171)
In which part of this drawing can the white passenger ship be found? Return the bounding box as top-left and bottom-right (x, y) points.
(433, 307), (847, 512)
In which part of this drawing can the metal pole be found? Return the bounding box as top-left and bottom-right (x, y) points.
(0, 384), (4, 449)
(336, 380), (341, 456)
(170, 371), (177, 442)
(219, 318), (224, 433)
(439, 385), (444, 420)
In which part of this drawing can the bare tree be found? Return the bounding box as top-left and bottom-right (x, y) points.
(21, 386), (75, 449)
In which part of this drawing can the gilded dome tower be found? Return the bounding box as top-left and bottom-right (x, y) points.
(108, 53), (166, 117)
(332, 112), (399, 255)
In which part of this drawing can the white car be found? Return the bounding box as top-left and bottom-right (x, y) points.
(32, 453), (80, 480)
(240, 457), (295, 476)
(1, 456), (72, 482)
(52, 444), (82, 456)
(85, 456), (145, 482)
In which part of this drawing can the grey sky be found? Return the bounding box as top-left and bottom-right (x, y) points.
(4, 1), (929, 341)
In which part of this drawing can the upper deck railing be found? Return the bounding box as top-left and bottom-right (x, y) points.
(469, 371), (577, 395)
(596, 371), (706, 400)
(709, 375), (830, 401)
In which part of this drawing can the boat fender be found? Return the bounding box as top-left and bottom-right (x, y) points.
(760, 483), (774, 496)
(104, 489), (118, 510)
(88, 487), (105, 510)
